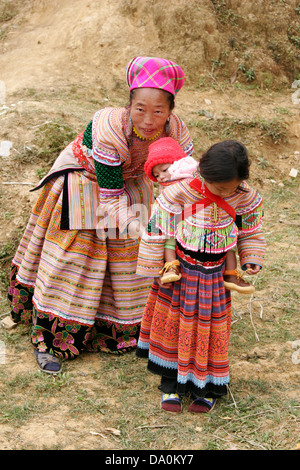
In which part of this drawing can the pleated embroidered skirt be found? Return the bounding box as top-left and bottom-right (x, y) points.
(136, 252), (232, 398)
(8, 172), (154, 357)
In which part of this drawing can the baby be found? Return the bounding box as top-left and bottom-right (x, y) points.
(144, 137), (254, 294)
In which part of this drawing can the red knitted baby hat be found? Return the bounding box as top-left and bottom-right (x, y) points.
(144, 137), (187, 181)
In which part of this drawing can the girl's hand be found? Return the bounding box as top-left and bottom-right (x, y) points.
(245, 264), (261, 275)
(156, 277), (173, 289)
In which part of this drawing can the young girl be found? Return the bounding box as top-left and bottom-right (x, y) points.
(145, 137), (255, 293)
(136, 140), (266, 413)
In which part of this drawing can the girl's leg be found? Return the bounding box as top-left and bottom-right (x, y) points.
(225, 250), (237, 271)
(159, 376), (182, 413)
(159, 244), (182, 284)
(159, 376), (178, 394)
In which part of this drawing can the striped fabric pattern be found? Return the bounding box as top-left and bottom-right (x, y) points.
(136, 178), (265, 277)
(13, 176), (154, 326)
(9, 102), (195, 359)
(98, 174), (154, 239)
(12, 106), (194, 328)
(137, 255), (231, 397)
(136, 177), (266, 397)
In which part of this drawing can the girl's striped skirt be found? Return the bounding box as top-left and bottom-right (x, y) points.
(136, 250), (231, 398)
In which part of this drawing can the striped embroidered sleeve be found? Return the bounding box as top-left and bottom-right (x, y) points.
(168, 113), (194, 157)
(237, 227), (266, 270)
(92, 108), (139, 232)
(94, 161), (138, 233)
(235, 186), (266, 270)
(136, 232), (166, 277)
(92, 108), (129, 166)
(136, 203), (167, 277)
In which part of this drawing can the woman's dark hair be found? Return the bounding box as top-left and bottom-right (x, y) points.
(129, 89), (175, 111)
(199, 140), (250, 182)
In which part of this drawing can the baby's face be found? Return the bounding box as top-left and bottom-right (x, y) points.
(152, 163), (172, 183)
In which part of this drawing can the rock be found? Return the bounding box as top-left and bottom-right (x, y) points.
(0, 140), (13, 157)
(289, 168), (298, 178)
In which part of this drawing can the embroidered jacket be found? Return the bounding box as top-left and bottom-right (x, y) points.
(136, 177), (266, 276)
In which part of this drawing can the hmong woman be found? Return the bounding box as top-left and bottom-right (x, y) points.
(7, 57), (193, 374)
(136, 140), (266, 413)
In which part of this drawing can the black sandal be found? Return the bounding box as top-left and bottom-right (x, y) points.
(34, 349), (61, 374)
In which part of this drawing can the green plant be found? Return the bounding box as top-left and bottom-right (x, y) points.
(257, 156), (269, 169)
(34, 120), (77, 163)
(288, 24), (300, 48)
(0, 1), (18, 23)
(190, 114), (286, 144)
(211, 0), (239, 26)
(238, 64), (256, 82)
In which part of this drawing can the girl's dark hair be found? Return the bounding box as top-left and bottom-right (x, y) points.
(129, 89), (175, 111)
(199, 140), (250, 182)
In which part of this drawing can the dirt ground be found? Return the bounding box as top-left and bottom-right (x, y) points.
(0, 0), (299, 451)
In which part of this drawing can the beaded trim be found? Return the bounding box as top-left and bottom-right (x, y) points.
(132, 126), (163, 141)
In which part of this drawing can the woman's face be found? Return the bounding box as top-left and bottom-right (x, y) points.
(130, 88), (171, 139)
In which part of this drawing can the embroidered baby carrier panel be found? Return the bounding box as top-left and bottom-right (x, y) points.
(150, 178), (263, 254)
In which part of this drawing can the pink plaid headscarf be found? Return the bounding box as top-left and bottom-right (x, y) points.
(126, 56), (185, 96)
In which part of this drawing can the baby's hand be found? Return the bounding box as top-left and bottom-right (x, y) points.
(245, 264), (261, 275)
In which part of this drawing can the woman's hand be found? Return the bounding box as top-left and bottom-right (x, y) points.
(245, 264), (261, 275)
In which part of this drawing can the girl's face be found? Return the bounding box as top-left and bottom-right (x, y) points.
(205, 178), (242, 197)
(152, 163), (172, 183)
(130, 88), (171, 139)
